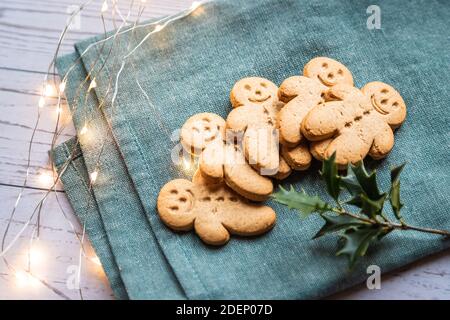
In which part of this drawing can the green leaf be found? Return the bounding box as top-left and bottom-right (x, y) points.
(341, 161), (387, 217)
(320, 152), (341, 202)
(349, 161), (384, 200)
(336, 226), (384, 268)
(359, 193), (387, 219)
(389, 163), (405, 221)
(272, 185), (331, 217)
(313, 214), (367, 239)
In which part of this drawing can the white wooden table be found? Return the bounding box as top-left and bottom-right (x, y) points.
(0, 0), (449, 300)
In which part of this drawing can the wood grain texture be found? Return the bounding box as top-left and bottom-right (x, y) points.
(0, 0), (449, 300)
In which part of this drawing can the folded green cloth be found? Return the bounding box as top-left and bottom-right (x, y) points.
(56, 0), (450, 299)
(52, 139), (128, 299)
(55, 53), (185, 299)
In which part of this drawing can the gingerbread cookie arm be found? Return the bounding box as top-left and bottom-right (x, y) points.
(226, 105), (266, 133)
(243, 125), (280, 175)
(221, 202), (276, 236)
(194, 214), (230, 245)
(369, 121), (394, 160)
(223, 145), (273, 201)
(199, 139), (225, 182)
(310, 139), (333, 161)
(281, 141), (312, 171)
(323, 131), (372, 168)
(301, 101), (348, 141)
(273, 155), (292, 180)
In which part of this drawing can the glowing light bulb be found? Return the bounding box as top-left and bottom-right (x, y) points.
(154, 24), (164, 32)
(88, 78), (97, 91)
(90, 256), (102, 266)
(101, 1), (108, 13)
(38, 171), (54, 187)
(191, 1), (201, 10)
(44, 84), (55, 97)
(140, 0), (147, 3)
(80, 125), (88, 135)
(90, 171), (98, 183)
(38, 96), (46, 108)
(59, 81), (66, 93)
(15, 271), (39, 288)
(182, 157), (192, 170)
(55, 106), (63, 115)
(29, 246), (45, 265)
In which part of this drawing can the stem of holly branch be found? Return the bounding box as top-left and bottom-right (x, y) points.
(332, 208), (450, 237)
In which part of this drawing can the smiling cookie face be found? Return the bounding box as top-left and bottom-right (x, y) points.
(157, 179), (197, 231)
(361, 81), (406, 128)
(181, 113), (226, 155)
(304, 57), (354, 87)
(230, 77), (278, 108)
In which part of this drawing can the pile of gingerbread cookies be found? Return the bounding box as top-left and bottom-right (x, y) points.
(157, 57), (407, 246)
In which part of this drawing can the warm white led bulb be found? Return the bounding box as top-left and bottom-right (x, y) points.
(44, 84), (55, 97)
(191, 1), (201, 10)
(38, 96), (46, 108)
(91, 256), (102, 266)
(154, 24), (164, 32)
(88, 78), (97, 91)
(59, 81), (66, 93)
(38, 171), (54, 187)
(90, 171), (98, 183)
(80, 125), (88, 135)
(101, 1), (108, 13)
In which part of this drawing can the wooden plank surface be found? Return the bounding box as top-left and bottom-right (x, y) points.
(0, 0), (449, 300)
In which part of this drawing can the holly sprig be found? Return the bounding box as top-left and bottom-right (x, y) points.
(272, 153), (450, 268)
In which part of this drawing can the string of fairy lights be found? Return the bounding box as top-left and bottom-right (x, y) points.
(1, 0), (207, 299)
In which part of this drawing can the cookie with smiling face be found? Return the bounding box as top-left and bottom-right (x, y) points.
(157, 177), (276, 246)
(303, 57), (354, 88)
(181, 112), (274, 201)
(227, 77), (284, 175)
(302, 83), (406, 168)
(361, 81), (407, 129)
(230, 77), (279, 108)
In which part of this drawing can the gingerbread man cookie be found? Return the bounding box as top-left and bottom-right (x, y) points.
(181, 113), (273, 201)
(277, 75), (328, 147)
(227, 77), (283, 175)
(302, 83), (406, 168)
(157, 176), (276, 246)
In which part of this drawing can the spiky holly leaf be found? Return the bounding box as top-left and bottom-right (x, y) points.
(336, 225), (385, 268)
(350, 161), (384, 200)
(389, 163), (405, 221)
(320, 152), (341, 202)
(341, 162), (386, 217)
(272, 185), (331, 217)
(360, 193), (387, 219)
(313, 214), (367, 239)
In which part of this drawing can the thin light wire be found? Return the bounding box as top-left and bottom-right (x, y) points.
(1, 0), (209, 299)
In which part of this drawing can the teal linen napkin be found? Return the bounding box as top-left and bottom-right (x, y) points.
(59, 0), (449, 299)
(55, 53), (185, 299)
(52, 139), (128, 299)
